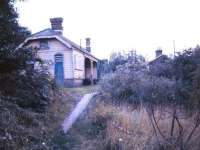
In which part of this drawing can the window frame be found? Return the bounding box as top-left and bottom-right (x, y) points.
(40, 40), (49, 50)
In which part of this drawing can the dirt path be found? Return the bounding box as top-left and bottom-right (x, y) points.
(62, 92), (98, 133)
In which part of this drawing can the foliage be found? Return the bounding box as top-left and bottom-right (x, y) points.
(109, 51), (145, 72)
(0, 92), (62, 150)
(98, 51), (145, 79)
(0, 0), (65, 149)
(100, 47), (200, 149)
(172, 46), (200, 110)
(109, 52), (127, 72)
(149, 55), (173, 78)
(0, 0), (30, 49)
(61, 97), (200, 150)
(97, 59), (110, 78)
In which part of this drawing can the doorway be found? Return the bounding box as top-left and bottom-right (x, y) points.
(55, 54), (64, 86)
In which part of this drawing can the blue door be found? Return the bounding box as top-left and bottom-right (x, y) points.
(55, 54), (64, 86)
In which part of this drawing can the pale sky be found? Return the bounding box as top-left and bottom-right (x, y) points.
(16, 0), (200, 60)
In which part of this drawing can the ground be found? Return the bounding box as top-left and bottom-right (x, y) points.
(56, 85), (99, 122)
(50, 85), (100, 149)
(52, 85), (150, 150)
(57, 98), (152, 150)
(50, 85), (200, 150)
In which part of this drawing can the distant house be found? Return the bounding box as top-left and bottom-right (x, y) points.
(149, 49), (171, 77)
(149, 49), (168, 66)
(20, 17), (98, 87)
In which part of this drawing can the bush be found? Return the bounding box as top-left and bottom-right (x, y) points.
(0, 89), (64, 150)
(100, 56), (175, 105)
(0, 1), (65, 149)
(99, 47), (200, 149)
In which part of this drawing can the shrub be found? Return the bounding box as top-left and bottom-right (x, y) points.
(0, 1), (65, 149)
(99, 47), (200, 149)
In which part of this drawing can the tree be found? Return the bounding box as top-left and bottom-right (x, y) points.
(108, 51), (145, 72)
(0, 1), (61, 149)
(0, 0), (56, 112)
(100, 46), (200, 149)
(97, 59), (111, 79)
(109, 52), (127, 72)
(0, 0), (30, 49)
(0, 0), (31, 73)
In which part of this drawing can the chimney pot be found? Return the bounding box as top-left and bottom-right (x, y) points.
(85, 38), (91, 53)
(155, 49), (162, 58)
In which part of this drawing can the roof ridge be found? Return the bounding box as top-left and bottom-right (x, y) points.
(26, 28), (98, 60)
(31, 28), (54, 37)
(149, 54), (167, 64)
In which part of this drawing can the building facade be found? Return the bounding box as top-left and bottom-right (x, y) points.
(20, 17), (98, 87)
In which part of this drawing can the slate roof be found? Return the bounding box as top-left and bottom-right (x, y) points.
(29, 28), (98, 60)
(149, 54), (168, 65)
(31, 28), (56, 37)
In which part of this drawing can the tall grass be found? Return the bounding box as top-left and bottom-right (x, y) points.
(85, 100), (200, 150)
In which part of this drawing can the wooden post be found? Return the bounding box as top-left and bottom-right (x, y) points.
(90, 60), (94, 85)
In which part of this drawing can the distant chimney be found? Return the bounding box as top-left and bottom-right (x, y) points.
(85, 38), (91, 53)
(50, 17), (63, 34)
(155, 49), (162, 58)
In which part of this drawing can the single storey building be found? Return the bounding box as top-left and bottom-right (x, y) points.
(20, 17), (98, 87)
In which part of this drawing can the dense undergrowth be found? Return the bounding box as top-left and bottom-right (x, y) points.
(0, 61), (66, 149)
(0, 1), (68, 149)
(63, 48), (200, 150)
(2, 1), (200, 149)
(98, 47), (200, 150)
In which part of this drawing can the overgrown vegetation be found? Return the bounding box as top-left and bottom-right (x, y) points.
(0, 0), (66, 149)
(99, 47), (200, 149)
(1, 1), (200, 150)
(58, 48), (200, 150)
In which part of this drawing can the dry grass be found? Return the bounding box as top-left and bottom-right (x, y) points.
(57, 87), (200, 149)
(65, 85), (100, 96)
(50, 85), (99, 122)
(90, 102), (153, 150)
(47, 85), (101, 149)
(86, 101), (200, 150)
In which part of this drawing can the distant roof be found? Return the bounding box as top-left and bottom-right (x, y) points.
(149, 54), (168, 65)
(20, 28), (98, 61)
(31, 28), (56, 37)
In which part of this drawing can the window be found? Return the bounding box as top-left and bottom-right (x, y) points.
(40, 40), (49, 49)
(55, 54), (63, 63)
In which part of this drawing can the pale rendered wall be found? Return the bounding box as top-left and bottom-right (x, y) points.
(26, 39), (73, 79)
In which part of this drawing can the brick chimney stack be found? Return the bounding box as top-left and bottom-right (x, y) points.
(50, 17), (63, 34)
(85, 38), (91, 53)
(155, 49), (162, 58)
